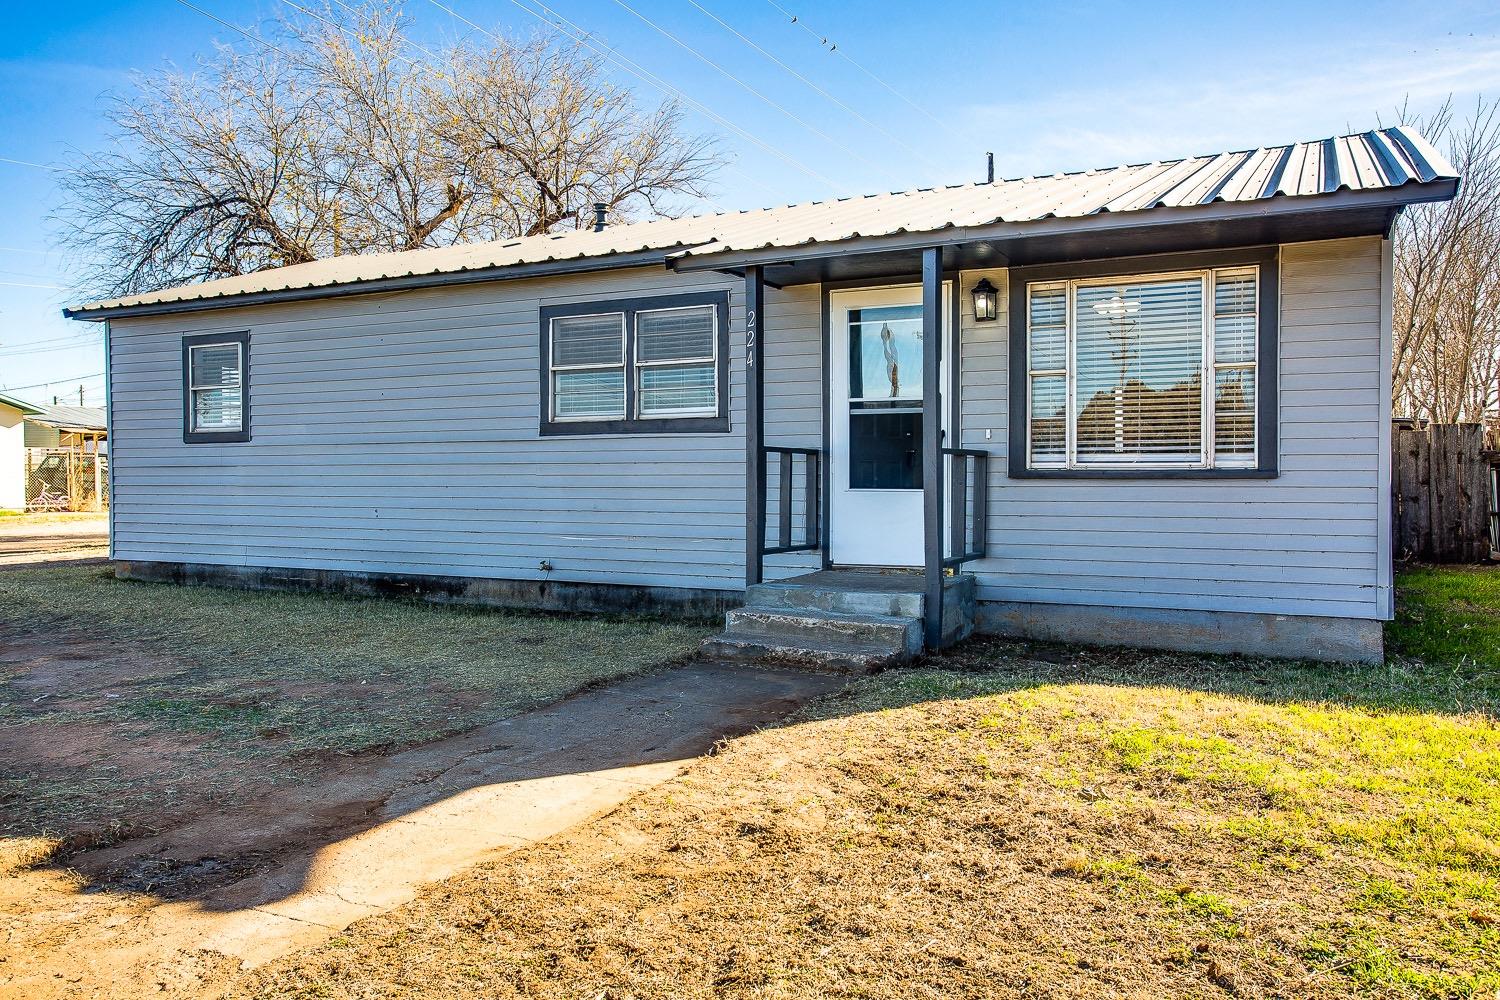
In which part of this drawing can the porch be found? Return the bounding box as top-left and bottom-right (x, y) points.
(740, 248), (988, 656)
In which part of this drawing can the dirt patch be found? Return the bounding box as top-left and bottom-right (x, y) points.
(0, 662), (841, 1000)
(1, 566), (713, 852)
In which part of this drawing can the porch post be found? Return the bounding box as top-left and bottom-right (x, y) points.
(745, 265), (766, 588)
(921, 247), (944, 648)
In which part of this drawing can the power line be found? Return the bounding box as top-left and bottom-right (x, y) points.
(0, 339), (103, 359)
(328, 0), (445, 63)
(762, 0), (964, 144)
(0, 155), (62, 172)
(171, 0), (293, 58)
(605, 0), (897, 184)
(281, 0), (420, 67)
(682, 0), (944, 174)
(0, 280), (63, 290)
(431, 0), (846, 193)
(2, 371), (105, 392)
(0, 266), (62, 282)
(444, 0), (842, 192)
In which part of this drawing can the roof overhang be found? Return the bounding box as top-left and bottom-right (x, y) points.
(0, 392), (42, 415)
(667, 182), (1456, 285)
(62, 248), (684, 322)
(30, 419), (107, 433)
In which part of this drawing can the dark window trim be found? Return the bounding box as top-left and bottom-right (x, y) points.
(1007, 246), (1279, 480)
(182, 330), (251, 444)
(539, 290), (730, 436)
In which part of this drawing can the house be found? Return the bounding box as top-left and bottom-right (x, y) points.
(24, 403), (108, 451)
(63, 128), (1459, 665)
(22, 403), (109, 511)
(0, 391), (42, 511)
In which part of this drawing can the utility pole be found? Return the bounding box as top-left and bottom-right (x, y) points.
(78, 384), (85, 406)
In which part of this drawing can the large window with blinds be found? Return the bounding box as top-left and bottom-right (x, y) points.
(181, 330), (250, 443)
(539, 291), (729, 435)
(1020, 258), (1273, 476)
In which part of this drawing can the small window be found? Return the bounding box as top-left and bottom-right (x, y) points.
(636, 305), (717, 416)
(540, 292), (728, 435)
(182, 331), (250, 443)
(1010, 249), (1277, 479)
(551, 313), (625, 419)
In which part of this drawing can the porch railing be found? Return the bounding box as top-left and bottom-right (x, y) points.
(762, 446), (822, 556)
(942, 447), (989, 568)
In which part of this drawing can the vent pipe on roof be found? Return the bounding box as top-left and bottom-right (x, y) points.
(592, 203), (608, 232)
(986, 152), (994, 184)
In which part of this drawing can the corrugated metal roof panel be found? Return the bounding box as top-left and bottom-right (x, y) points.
(27, 403), (107, 431)
(67, 127), (1458, 316)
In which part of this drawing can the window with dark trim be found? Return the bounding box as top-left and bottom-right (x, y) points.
(182, 330), (250, 443)
(1008, 248), (1278, 480)
(539, 291), (730, 435)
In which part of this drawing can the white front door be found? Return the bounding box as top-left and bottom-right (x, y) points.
(828, 283), (952, 567)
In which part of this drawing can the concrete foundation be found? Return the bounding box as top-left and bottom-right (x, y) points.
(114, 560), (740, 620)
(976, 600), (1384, 665)
(113, 560), (1384, 664)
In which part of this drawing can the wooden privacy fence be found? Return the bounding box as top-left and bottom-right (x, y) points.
(1391, 421), (1492, 563)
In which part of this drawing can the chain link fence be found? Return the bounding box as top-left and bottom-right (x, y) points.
(24, 448), (109, 512)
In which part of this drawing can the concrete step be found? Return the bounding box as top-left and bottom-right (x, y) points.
(724, 606), (923, 656)
(700, 631), (913, 673)
(709, 572), (977, 670)
(745, 580), (925, 618)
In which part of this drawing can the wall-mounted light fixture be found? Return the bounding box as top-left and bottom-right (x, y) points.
(971, 278), (998, 322)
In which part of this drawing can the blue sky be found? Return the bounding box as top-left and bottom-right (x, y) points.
(2, 0), (1499, 406)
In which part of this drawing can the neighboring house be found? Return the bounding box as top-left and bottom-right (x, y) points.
(24, 403), (108, 451)
(64, 128), (1459, 665)
(23, 403), (109, 511)
(0, 391), (42, 511)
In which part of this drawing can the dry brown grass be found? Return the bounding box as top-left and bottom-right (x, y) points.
(243, 638), (1500, 1000)
(1, 565), (711, 852)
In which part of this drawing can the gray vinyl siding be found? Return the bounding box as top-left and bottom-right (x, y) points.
(761, 281), (824, 578)
(109, 237), (1387, 621)
(109, 266), (757, 591)
(957, 236), (1388, 620)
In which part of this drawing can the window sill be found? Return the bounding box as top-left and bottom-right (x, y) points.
(1010, 466), (1277, 480)
(539, 415), (730, 436)
(183, 428), (251, 444)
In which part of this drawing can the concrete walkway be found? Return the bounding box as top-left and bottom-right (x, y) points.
(4, 661), (844, 998)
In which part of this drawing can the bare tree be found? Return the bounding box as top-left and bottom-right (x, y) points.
(58, 2), (720, 298)
(1391, 98), (1500, 423)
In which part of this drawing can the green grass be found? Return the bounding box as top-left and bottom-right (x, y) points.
(1388, 564), (1500, 675)
(0, 565), (714, 843)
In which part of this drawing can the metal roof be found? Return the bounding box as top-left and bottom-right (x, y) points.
(65, 126), (1457, 319)
(27, 403), (107, 432)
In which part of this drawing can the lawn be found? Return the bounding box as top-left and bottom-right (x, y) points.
(243, 568), (1500, 1000)
(0, 564), (712, 861)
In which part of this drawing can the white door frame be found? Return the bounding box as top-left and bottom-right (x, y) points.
(827, 282), (955, 567)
